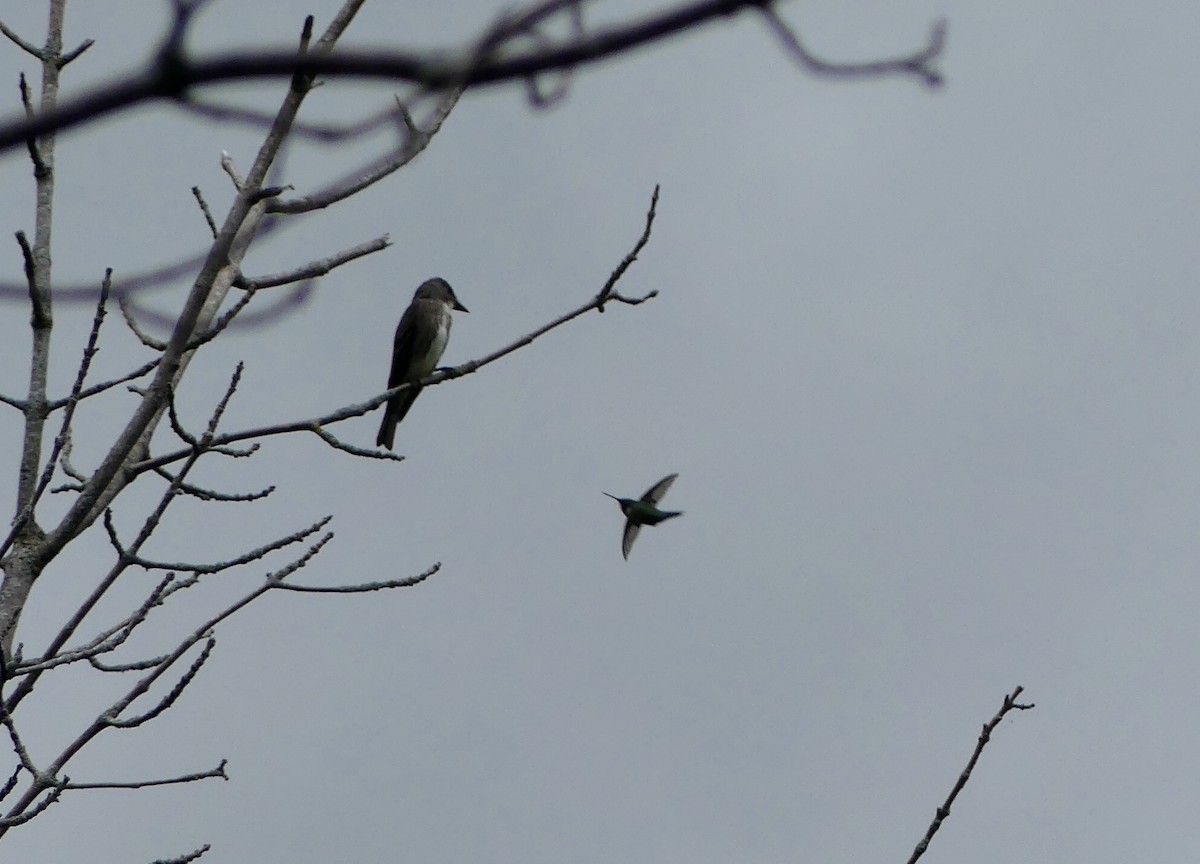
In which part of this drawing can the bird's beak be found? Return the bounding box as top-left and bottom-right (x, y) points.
(602, 492), (618, 501)
(453, 300), (469, 313)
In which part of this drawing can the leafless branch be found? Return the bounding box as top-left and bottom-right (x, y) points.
(17, 75), (47, 176)
(0, 20), (42, 58)
(150, 466), (275, 503)
(64, 759), (227, 790)
(0, 783), (63, 827)
(12, 574), (176, 676)
(89, 652), (171, 673)
(119, 293), (167, 350)
(0, 764), (20, 802)
(118, 281), (315, 342)
(597, 183), (658, 309)
(14, 231), (38, 309)
(760, 7), (946, 88)
(57, 432), (86, 482)
(271, 562), (440, 592)
(128, 516), (332, 575)
(191, 186), (218, 238)
(0, 701), (39, 777)
(0, 1), (947, 154)
(45, 358), (160, 410)
(164, 385), (199, 448)
(238, 234), (390, 289)
(9, 352), (256, 710)
(0, 271), (113, 562)
(132, 185), (661, 469)
(268, 78), (462, 215)
(180, 97), (406, 141)
(905, 686), (1035, 864)
(104, 638), (215, 728)
(58, 38), (93, 67)
(309, 426), (405, 461)
(519, 0), (584, 107)
(149, 843), (212, 864)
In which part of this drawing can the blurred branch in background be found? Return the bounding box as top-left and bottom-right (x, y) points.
(0, 0), (945, 308)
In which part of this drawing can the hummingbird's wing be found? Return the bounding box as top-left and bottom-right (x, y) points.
(640, 473), (678, 505)
(621, 520), (642, 560)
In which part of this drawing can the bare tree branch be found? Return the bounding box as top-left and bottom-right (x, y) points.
(269, 88), (460, 214)
(0, 0), (946, 154)
(103, 638), (215, 729)
(759, 6), (946, 88)
(58, 38), (93, 67)
(126, 516), (333, 575)
(64, 759), (227, 790)
(272, 562), (440, 592)
(0, 0), (71, 657)
(0, 783), (63, 827)
(0, 530), (337, 827)
(0, 271), (114, 564)
(0, 20), (42, 58)
(906, 686), (1035, 864)
(191, 186), (218, 238)
(32, 3), (371, 568)
(149, 843), (212, 864)
(0, 764), (20, 803)
(133, 184), (661, 470)
(237, 234), (390, 289)
(45, 358), (160, 410)
(149, 466), (275, 503)
(179, 96), (406, 142)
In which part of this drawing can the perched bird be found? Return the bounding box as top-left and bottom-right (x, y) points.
(603, 473), (683, 560)
(376, 277), (468, 449)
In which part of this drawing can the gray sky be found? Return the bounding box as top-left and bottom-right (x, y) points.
(2, 0), (1199, 860)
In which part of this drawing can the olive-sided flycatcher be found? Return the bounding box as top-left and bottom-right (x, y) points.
(603, 473), (683, 559)
(376, 277), (468, 449)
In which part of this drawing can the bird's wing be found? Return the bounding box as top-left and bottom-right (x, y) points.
(640, 473), (678, 505)
(387, 301), (444, 387)
(622, 520), (642, 560)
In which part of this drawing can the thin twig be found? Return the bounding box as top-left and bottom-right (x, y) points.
(905, 686), (1034, 864)
(148, 844), (212, 864)
(127, 516), (332, 575)
(103, 639), (215, 728)
(0, 19), (43, 58)
(274, 562), (440, 592)
(191, 186), (218, 238)
(134, 185), (662, 470)
(760, 6), (946, 88)
(0, 271), (112, 562)
(64, 759), (227, 790)
(237, 235), (390, 289)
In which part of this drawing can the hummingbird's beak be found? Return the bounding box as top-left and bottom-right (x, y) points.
(602, 492), (619, 501)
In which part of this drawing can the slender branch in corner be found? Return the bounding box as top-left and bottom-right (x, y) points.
(906, 686), (1035, 864)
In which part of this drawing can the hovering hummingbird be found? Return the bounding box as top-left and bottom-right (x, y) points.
(376, 277), (468, 450)
(603, 473), (683, 560)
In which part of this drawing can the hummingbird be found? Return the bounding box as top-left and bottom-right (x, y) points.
(603, 473), (683, 560)
(376, 277), (468, 449)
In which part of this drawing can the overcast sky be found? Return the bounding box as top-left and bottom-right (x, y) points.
(1, 0), (1199, 861)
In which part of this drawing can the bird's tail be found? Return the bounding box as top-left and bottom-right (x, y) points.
(375, 386), (423, 450)
(376, 405), (397, 450)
